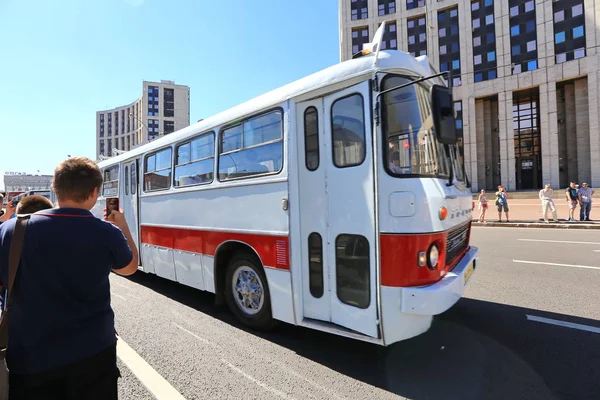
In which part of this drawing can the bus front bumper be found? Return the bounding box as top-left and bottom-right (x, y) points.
(400, 246), (478, 316)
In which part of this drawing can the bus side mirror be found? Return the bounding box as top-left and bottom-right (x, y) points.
(430, 85), (458, 145)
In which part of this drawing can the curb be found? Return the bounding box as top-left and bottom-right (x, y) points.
(472, 220), (600, 229)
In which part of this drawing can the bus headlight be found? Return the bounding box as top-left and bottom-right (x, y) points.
(427, 244), (439, 270)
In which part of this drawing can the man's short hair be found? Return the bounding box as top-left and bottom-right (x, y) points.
(16, 195), (54, 214)
(52, 157), (103, 203)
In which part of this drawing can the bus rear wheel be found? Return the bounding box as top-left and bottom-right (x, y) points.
(225, 253), (275, 330)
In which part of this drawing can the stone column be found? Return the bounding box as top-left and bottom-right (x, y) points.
(466, 96), (479, 191)
(589, 69), (600, 187)
(475, 99), (486, 189)
(484, 101), (494, 190)
(499, 91), (516, 190)
(538, 83), (559, 187)
(575, 78), (591, 184)
(564, 84), (578, 182)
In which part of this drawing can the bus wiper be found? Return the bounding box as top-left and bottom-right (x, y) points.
(375, 71), (448, 98)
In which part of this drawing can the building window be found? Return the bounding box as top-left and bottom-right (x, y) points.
(148, 85), (159, 116)
(381, 21), (397, 50)
(164, 88), (174, 117)
(148, 119), (159, 141)
(438, 7), (461, 86)
(164, 120), (175, 135)
(127, 135), (131, 150)
(331, 94), (366, 168)
(351, 27), (369, 54)
(100, 140), (105, 156)
(378, 0), (395, 15)
(218, 110), (283, 181)
(471, 0), (497, 82)
(351, 0), (368, 20)
(114, 112), (119, 135)
(144, 147), (172, 192)
(407, 0), (425, 10)
(174, 132), (215, 187)
(509, 0), (538, 74)
(108, 138), (112, 154)
(121, 110), (125, 134)
(99, 114), (104, 137)
(407, 16), (427, 57)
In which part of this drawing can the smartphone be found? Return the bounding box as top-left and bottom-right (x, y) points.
(105, 197), (120, 218)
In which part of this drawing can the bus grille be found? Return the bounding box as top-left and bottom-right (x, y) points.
(446, 223), (470, 266)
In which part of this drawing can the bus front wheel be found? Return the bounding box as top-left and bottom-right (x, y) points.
(225, 253), (275, 330)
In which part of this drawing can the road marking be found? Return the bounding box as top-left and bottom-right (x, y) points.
(117, 337), (186, 400)
(518, 239), (600, 245)
(111, 291), (126, 301)
(221, 358), (296, 400)
(526, 315), (600, 334)
(172, 322), (218, 348)
(174, 323), (343, 400)
(513, 259), (600, 271)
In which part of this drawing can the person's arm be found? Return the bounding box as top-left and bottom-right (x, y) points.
(0, 203), (15, 223)
(565, 188), (570, 201)
(539, 190), (543, 200)
(107, 210), (139, 276)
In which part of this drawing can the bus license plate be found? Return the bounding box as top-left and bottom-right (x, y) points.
(464, 262), (474, 284)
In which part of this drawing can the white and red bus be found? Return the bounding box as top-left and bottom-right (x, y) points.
(94, 45), (477, 345)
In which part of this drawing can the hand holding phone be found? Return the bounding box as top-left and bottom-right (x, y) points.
(105, 198), (120, 218)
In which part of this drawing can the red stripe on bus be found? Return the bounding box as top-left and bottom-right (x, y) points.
(140, 225), (290, 270)
(380, 232), (451, 287)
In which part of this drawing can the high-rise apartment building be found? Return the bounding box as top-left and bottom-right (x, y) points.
(96, 80), (190, 159)
(339, 0), (600, 191)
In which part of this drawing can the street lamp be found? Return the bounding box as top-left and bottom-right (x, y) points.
(129, 113), (166, 143)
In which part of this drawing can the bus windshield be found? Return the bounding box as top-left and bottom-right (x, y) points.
(382, 75), (458, 180)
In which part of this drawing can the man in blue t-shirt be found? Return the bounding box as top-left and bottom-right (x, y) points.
(0, 157), (139, 399)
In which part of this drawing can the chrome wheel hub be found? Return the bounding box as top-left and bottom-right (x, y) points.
(232, 266), (264, 316)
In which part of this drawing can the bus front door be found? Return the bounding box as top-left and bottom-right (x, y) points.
(122, 159), (141, 266)
(296, 80), (379, 338)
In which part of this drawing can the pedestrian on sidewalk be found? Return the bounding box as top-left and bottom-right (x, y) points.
(578, 182), (595, 221)
(539, 184), (558, 223)
(565, 182), (579, 221)
(495, 185), (509, 222)
(0, 157), (139, 400)
(477, 189), (488, 222)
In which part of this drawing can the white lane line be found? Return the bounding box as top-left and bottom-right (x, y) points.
(221, 358), (296, 400)
(513, 259), (600, 271)
(174, 323), (339, 399)
(172, 322), (218, 348)
(117, 337), (187, 400)
(518, 239), (600, 245)
(111, 291), (126, 301)
(526, 315), (600, 334)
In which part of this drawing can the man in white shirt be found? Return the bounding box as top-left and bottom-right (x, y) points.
(539, 184), (558, 223)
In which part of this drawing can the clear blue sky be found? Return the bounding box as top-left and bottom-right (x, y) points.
(0, 0), (339, 189)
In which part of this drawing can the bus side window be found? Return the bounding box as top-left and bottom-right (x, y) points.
(144, 148), (173, 192)
(304, 106), (319, 171)
(102, 165), (119, 197)
(218, 109), (283, 181)
(174, 132), (215, 187)
(131, 163), (137, 194)
(125, 166), (129, 195)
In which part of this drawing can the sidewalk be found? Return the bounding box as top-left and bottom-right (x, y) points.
(472, 199), (600, 229)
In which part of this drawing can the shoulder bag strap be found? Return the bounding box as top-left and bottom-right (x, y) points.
(0, 215), (31, 352)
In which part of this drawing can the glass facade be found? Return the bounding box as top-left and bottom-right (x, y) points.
(164, 88), (175, 117)
(352, 26), (369, 54)
(407, 16), (427, 57)
(381, 21), (397, 50)
(471, 0), (497, 82)
(553, 0), (586, 63)
(378, 0), (395, 16)
(148, 85), (159, 116)
(438, 7), (461, 87)
(509, 0), (538, 74)
(351, 0), (368, 20)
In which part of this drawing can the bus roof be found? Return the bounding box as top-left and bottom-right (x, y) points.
(98, 51), (436, 168)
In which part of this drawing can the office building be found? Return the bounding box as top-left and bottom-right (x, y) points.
(339, 0), (600, 190)
(3, 172), (52, 192)
(96, 80), (190, 159)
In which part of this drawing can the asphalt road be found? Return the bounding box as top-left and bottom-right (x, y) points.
(112, 227), (600, 400)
